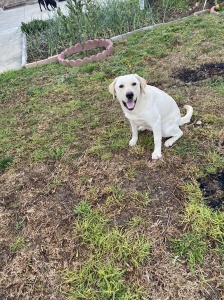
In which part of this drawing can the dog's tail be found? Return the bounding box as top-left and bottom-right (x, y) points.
(179, 105), (193, 126)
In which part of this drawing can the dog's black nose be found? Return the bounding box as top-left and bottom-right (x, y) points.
(126, 91), (134, 100)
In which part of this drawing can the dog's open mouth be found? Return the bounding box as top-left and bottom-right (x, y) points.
(123, 99), (137, 110)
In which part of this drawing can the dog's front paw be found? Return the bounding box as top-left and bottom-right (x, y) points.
(152, 151), (162, 160)
(129, 138), (137, 147)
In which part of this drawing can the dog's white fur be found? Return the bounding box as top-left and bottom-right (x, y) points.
(109, 74), (193, 160)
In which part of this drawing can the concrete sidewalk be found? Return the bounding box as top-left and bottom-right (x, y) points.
(0, 1), (67, 74)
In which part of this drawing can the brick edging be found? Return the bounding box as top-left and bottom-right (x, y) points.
(58, 39), (113, 67)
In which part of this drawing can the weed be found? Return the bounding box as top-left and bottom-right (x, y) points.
(130, 191), (151, 208)
(10, 236), (26, 252)
(171, 232), (207, 272)
(50, 147), (65, 159)
(79, 62), (98, 73)
(105, 185), (126, 204)
(0, 157), (12, 172)
(21, 19), (54, 35)
(204, 151), (224, 174)
(124, 164), (137, 180)
(202, 114), (222, 125)
(128, 216), (144, 228)
(15, 221), (24, 232)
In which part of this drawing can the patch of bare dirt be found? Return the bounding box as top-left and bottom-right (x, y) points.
(173, 63), (224, 83)
(197, 171), (224, 210)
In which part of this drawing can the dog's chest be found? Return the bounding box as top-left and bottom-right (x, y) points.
(125, 112), (150, 127)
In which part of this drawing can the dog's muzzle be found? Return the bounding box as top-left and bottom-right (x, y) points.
(123, 91), (137, 110)
(123, 99), (137, 110)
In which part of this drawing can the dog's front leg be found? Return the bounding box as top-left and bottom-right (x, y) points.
(129, 120), (138, 146)
(151, 123), (162, 160)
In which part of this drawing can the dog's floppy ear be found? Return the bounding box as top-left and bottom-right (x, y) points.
(108, 78), (117, 100)
(134, 74), (146, 94)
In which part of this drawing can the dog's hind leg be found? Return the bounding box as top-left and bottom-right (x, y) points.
(164, 125), (183, 147)
(39, 0), (47, 11)
(38, 1), (43, 11)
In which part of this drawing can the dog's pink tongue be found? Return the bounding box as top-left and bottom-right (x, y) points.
(126, 100), (135, 109)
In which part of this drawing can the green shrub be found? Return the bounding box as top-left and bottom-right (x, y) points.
(21, 19), (54, 35)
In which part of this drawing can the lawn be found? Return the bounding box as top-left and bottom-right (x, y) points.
(0, 13), (224, 300)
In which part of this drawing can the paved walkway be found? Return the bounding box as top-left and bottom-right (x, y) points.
(0, 1), (67, 74)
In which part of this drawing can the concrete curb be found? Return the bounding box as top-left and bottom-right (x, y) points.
(21, 32), (27, 66)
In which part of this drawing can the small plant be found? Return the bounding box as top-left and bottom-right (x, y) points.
(15, 221), (24, 232)
(0, 157), (13, 173)
(50, 147), (64, 159)
(10, 236), (26, 252)
(171, 232), (207, 271)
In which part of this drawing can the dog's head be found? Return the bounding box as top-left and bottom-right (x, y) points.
(108, 74), (146, 111)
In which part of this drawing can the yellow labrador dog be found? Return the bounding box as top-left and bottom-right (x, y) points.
(109, 74), (193, 160)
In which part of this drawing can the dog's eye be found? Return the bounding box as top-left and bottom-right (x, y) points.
(132, 82), (137, 86)
(119, 85), (124, 88)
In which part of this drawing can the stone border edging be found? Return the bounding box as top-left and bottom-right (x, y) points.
(193, 9), (210, 17)
(210, 5), (222, 15)
(57, 39), (113, 67)
(25, 54), (58, 69)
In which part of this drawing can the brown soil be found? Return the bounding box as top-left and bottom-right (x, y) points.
(68, 47), (106, 60)
(174, 63), (224, 83)
(197, 171), (224, 210)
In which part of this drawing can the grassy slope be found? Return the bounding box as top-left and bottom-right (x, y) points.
(0, 14), (224, 300)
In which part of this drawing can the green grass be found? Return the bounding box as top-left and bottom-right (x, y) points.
(63, 201), (151, 299)
(170, 138), (199, 158)
(171, 179), (224, 271)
